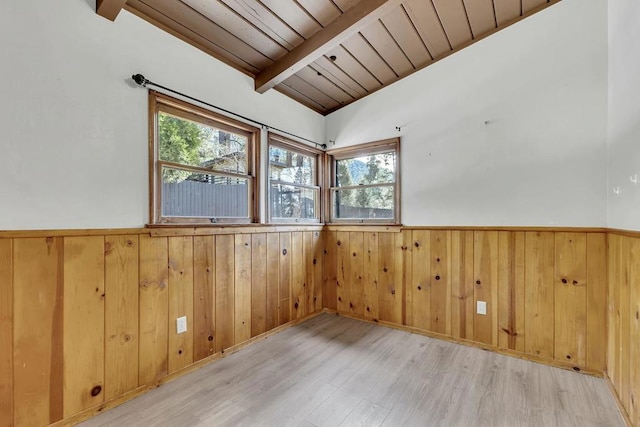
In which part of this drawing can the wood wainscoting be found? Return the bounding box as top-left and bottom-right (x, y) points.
(0, 227), (324, 427)
(322, 228), (609, 375)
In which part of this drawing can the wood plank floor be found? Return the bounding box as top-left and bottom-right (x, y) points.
(80, 313), (624, 427)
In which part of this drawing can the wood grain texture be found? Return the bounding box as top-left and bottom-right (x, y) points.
(291, 232), (305, 318)
(409, 230), (431, 330)
(216, 235), (235, 352)
(0, 240), (12, 427)
(279, 232), (292, 325)
(430, 230), (450, 334)
(234, 234), (252, 344)
(323, 231), (338, 311)
(104, 235), (139, 400)
(251, 234), (267, 337)
(451, 230), (474, 340)
(497, 231), (525, 352)
(348, 231), (365, 316)
(629, 236), (640, 425)
(313, 231), (324, 313)
(586, 234), (607, 373)
(473, 231), (498, 345)
(364, 232), (379, 320)
(168, 237), (194, 373)
(193, 235), (216, 361)
(266, 233), (280, 330)
(63, 236), (105, 417)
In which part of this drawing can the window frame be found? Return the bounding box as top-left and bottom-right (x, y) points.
(149, 91), (260, 225)
(325, 138), (401, 225)
(267, 132), (324, 224)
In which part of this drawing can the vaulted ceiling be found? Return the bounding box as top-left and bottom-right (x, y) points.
(98, 0), (560, 114)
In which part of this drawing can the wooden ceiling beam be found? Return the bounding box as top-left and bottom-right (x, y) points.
(96, 0), (128, 21)
(254, 0), (403, 94)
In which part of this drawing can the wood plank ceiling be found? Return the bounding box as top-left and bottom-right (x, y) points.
(116, 0), (560, 115)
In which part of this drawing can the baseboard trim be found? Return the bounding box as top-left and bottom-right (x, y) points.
(604, 373), (633, 427)
(324, 309), (604, 378)
(50, 310), (325, 427)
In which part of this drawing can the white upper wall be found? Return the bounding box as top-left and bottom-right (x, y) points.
(0, 0), (324, 230)
(607, 0), (640, 231)
(326, 0), (608, 227)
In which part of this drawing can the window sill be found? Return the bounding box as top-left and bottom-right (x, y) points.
(146, 223), (324, 236)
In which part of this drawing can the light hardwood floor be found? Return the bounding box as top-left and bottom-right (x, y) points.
(80, 314), (624, 427)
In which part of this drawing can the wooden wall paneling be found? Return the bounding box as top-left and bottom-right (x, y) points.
(409, 230), (431, 330)
(493, 0), (522, 26)
(323, 231), (338, 311)
(279, 232), (292, 325)
(104, 235), (139, 400)
(138, 235), (169, 385)
(586, 233), (607, 372)
(629, 236), (640, 423)
(348, 231), (365, 316)
(303, 232), (314, 315)
(431, 0), (473, 48)
(524, 231), (555, 359)
(290, 232), (305, 319)
(360, 20), (414, 77)
(234, 234), (252, 344)
(193, 235), (216, 362)
(364, 232), (380, 320)
(63, 236), (105, 417)
(620, 235), (632, 412)
(296, 66), (354, 106)
(608, 234), (621, 395)
(403, 0), (451, 58)
(324, 46), (382, 92)
(554, 233), (587, 367)
(281, 75), (341, 111)
(377, 232), (396, 323)
(259, 0), (323, 39)
(182, 0), (288, 60)
(450, 231), (474, 340)
(473, 231), (498, 345)
(167, 237), (194, 373)
(13, 237), (64, 425)
(296, 0), (341, 27)
(380, 5), (432, 67)
(251, 234), (268, 337)
(522, 0), (547, 14)
(430, 230), (450, 334)
(266, 233), (280, 330)
(342, 35), (396, 84)
(312, 56), (366, 98)
(215, 235), (235, 352)
(313, 231), (324, 312)
(497, 231), (525, 352)
(396, 230), (412, 325)
(336, 231), (351, 313)
(462, 0), (497, 37)
(0, 239), (12, 427)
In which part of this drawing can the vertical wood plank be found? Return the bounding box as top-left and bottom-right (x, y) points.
(524, 231), (555, 359)
(251, 233), (267, 337)
(396, 231), (411, 325)
(313, 231), (324, 313)
(63, 236), (105, 417)
(620, 235), (631, 413)
(451, 231), (474, 339)
(193, 235), (215, 361)
(378, 233), (395, 323)
(410, 230), (431, 330)
(0, 240), (12, 427)
(323, 231), (338, 311)
(138, 235), (169, 385)
(430, 230), (449, 334)
(215, 235), (234, 352)
(167, 237), (194, 373)
(104, 235), (139, 400)
(279, 232), (291, 325)
(608, 234), (621, 394)
(266, 233), (280, 330)
(586, 233), (607, 372)
(234, 234), (252, 344)
(473, 231), (498, 345)
(13, 238), (64, 425)
(336, 231), (350, 313)
(629, 235), (640, 425)
(303, 232), (314, 316)
(349, 231), (365, 316)
(363, 232), (379, 320)
(291, 232), (305, 319)
(498, 232), (525, 351)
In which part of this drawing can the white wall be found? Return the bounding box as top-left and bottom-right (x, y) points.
(0, 0), (324, 230)
(607, 0), (640, 231)
(326, 0), (608, 227)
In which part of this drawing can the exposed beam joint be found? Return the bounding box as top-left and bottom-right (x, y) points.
(96, 0), (128, 21)
(254, 0), (403, 94)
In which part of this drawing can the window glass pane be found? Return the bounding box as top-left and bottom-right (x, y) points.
(269, 146), (315, 185)
(158, 112), (248, 174)
(333, 186), (394, 220)
(270, 184), (318, 220)
(162, 167), (248, 218)
(336, 152), (395, 187)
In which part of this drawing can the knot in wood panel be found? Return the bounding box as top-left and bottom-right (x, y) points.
(91, 385), (102, 397)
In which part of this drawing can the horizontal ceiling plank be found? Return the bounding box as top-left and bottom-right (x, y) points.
(381, 5), (432, 68)
(360, 19), (415, 78)
(523, 0), (547, 14)
(494, 0), (522, 26)
(255, 0), (404, 93)
(259, 0), (323, 39)
(97, 0), (128, 21)
(403, 0), (451, 59)
(275, 84), (328, 114)
(296, 0), (342, 27)
(296, 66), (355, 105)
(312, 56), (367, 98)
(324, 46), (382, 93)
(342, 34), (397, 84)
(332, 0), (362, 13)
(463, 0), (497, 38)
(280, 75), (341, 111)
(432, 0), (474, 48)
(182, 0), (288, 60)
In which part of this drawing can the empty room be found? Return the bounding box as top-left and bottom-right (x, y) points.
(0, 0), (638, 425)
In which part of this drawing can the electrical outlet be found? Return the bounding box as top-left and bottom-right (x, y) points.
(176, 316), (187, 334)
(476, 301), (487, 315)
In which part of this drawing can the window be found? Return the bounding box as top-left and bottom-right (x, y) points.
(268, 133), (322, 223)
(149, 92), (259, 224)
(327, 138), (400, 224)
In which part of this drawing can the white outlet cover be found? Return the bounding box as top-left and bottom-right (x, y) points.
(476, 301), (487, 315)
(176, 316), (187, 334)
